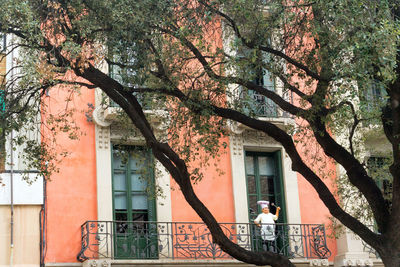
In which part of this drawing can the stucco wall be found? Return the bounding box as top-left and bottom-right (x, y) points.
(44, 84), (97, 263)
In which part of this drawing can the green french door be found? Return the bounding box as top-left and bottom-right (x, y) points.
(245, 151), (286, 221)
(112, 146), (158, 259)
(245, 151), (287, 253)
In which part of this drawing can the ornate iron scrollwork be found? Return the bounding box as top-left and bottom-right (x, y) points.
(77, 221), (331, 262)
(311, 225), (331, 259)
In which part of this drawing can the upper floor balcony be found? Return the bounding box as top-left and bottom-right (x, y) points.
(240, 88), (293, 119)
(77, 221), (331, 263)
(226, 86), (294, 135)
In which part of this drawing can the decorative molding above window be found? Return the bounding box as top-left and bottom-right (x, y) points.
(226, 116), (295, 136)
(93, 106), (112, 127)
(92, 105), (169, 135)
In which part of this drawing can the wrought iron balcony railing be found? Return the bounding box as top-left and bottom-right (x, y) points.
(239, 87), (293, 119)
(77, 221), (331, 262)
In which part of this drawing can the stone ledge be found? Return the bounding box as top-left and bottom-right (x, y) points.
(45, 263), (82, 267)
(47, 259), (334, 267)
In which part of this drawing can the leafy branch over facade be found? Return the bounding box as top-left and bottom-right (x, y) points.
(0, 0), (399, 266)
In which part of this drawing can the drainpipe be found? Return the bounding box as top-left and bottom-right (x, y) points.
(8, 34), (14, 267)
(39, 164), (47, 267)
(10, 130), (14, 267)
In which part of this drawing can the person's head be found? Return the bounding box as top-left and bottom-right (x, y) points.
(257, 200), (270, 214)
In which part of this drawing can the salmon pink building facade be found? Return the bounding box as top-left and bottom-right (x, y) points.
(42, 86), (338, 267)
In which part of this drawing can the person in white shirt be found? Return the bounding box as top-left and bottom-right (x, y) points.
(254, 200), (281, 251)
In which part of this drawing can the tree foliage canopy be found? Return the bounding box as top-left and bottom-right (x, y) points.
(1, 0), (400, 266)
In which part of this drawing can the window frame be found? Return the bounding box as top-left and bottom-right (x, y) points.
(111, 145), (157, 223)
(366, 156), (392, 207)
(244, 150), (287, 223)
(237, 45), (279, 117)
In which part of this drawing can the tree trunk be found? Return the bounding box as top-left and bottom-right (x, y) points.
(378, 245), (400, 267)
(381, 256), (400, 267)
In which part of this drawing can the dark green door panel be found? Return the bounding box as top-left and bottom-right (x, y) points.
(245, 151), (287, 254)
(245, 151), (286, 222)
(112, 146), (158, 259)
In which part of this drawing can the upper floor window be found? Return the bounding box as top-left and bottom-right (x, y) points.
(109, 51), (137, 87)
(108, 44), (159, 110)
(358, 80), (388, 126)
(366, 82), (387, 112)
(238, 48), (278, 118)
(367, 156), (392, 208)
(108, 46), (138, 107)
